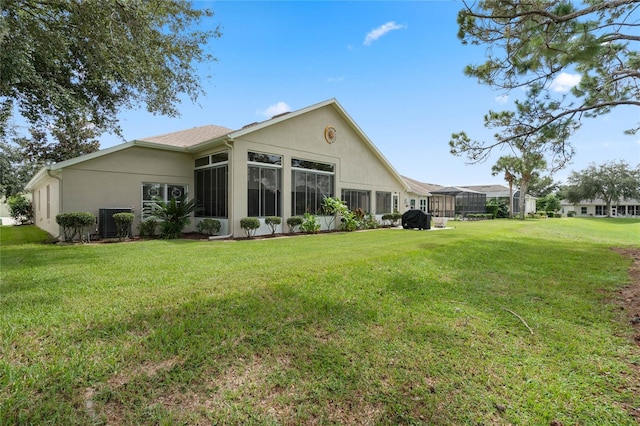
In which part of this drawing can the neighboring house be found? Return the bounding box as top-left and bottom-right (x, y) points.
(462, 184), (537, 215)
(402, 177), (486, 217)
(559, 198), (640, 217)
(0, 196), (14, 225)
(402, 177), (454, 216)
(26, 99), (410, 239)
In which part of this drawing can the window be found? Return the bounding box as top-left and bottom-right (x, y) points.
(376, 191), (392, 214)
(410, 199), (416, 210)
(195, 165), (228, 217)
(595, 205), (606, 215)
(248, 151), (282, 217)
(581, 207), (587, 215)
(292, 159), (335, 215)
(46, 185), (50, 219)
(142, 183), (188, 218)
(342, 189), (370, 212)
(419, 199), (427, 212)
(37, 190), (41, 212)
(618, 205), (626, 215)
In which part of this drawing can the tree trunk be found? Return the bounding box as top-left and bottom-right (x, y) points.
(519, 180), (530, 220)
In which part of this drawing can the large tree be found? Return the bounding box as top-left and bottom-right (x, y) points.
(457, 0), (640, 137)
(451, 87), (578, 219)
(563, 161), (640, 217)
(0, 0), (221, 137)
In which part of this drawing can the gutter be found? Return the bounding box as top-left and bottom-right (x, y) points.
(223, 137), (235, 238)
(46, 166), (63, 240)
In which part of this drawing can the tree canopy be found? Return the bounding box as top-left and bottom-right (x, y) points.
(563, 161), (640, 217)
(0, 0), (221, 137)
(457, 0), (640, 137)
(451, 87), (577, 219)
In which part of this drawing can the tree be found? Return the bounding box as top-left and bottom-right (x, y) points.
(458, 0), (640, 137)
(564, 161), (640, 217)
(1, 0), (220, 137)
(491, 157), (516, 218)
(451, 87), (578, 219)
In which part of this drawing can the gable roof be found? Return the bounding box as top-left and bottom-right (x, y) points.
(138, 125), (233, 148)
(402, 176), (445, 196)
(26, 99), (410, 193)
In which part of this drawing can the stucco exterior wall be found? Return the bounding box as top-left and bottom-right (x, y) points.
(222, 105), (405, 237)
(30, 174), (61, 237)
(36, 147), (193, 237)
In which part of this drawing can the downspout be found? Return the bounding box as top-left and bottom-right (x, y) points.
(46, 166), (63, 240)
(224, 137), (234, 238)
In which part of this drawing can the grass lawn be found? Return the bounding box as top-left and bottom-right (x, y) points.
(1, 218), (639, 424)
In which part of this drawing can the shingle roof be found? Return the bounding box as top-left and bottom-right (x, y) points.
(402, 176), (446, 196)
(138, 125), (234, 148)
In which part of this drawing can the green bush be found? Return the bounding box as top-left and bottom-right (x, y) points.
(112, 212), (134, 241)
(300, 213), (321, 234)
(264, 216), (281, 235)
(381, 212), (402, 226)
(240, 217), (260, 239)
(362, 213), (379, 229)
(149, 194), (198, 239)
(466, 213), (494, 220)
(56, 212), (96, 242)
(196, 218), (221, 236)
(137, 219), (158, 238)
(7, 194), (33, 224)
(567, 211), (576, 217)
(286, 216), (303, 233)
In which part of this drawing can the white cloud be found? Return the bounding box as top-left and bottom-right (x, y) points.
(549, 72), (581, 93)
(257, 101), (291, 117)
(364, 21), (406, 46)
(327, 76), (344, 83)
(495, 94), (509, 104)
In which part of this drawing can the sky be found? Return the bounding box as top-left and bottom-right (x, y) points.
(99, 1), (640, 187)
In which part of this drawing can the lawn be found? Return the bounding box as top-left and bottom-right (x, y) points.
(1, 218), (639, 425)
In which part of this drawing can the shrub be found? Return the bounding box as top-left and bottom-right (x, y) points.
(321, 196), (347, 230)
(196, 218), (221, 236)
(240, 217), (260, 239)
(362, 213), (379, 229)
(264, 216), (281, 235)
(300, 213), (320, 234)
(340, 210), (359, 232)
(286, 216), (303, 233)
(567, 211), (576, 217)
(56, 212), (96, 242)
(381, 212), (402, 226)
(7, 194), (33, 224)
(112, 212), (134, 241)
(149, 194), (198, 239)
(138, 219), (158, 238)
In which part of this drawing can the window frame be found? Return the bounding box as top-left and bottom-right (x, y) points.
(291, 158), (335, 216)
(247, 151), (283, 217)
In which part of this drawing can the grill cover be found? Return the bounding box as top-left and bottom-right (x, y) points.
(402, 209), (431, 230)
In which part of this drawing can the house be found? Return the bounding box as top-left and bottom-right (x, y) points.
(559, 198), (640, 217)
(402, 177), (487, 218)
(25, 99), (411, 239)
(462, 184), (537, 215)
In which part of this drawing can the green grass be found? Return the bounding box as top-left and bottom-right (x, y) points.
(1, 219), (639, 425)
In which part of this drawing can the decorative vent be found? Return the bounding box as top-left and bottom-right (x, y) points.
(99, 208), (132, 238)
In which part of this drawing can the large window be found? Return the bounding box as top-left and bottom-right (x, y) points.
(195, 152), (228, 218)
(248, 151), (282, 217)
(375, 191), (392, 214)
(142, 183), (188, 218)
(342, 189), (370, 212)
(595, 205), (606, 216)
(292, 159), (335, 215)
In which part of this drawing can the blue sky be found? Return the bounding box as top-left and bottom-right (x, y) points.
(101, 1), (640, 186)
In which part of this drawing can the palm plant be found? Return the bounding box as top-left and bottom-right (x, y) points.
(149, 194), (198, 239)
